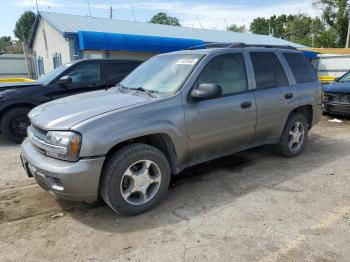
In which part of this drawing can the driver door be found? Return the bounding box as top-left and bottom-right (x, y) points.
(184, 53), (257, 161)
(49, 62), (106, 100)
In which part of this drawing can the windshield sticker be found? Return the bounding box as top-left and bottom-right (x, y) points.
(176, 58), (198, 65)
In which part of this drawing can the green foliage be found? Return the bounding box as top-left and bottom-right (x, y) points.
(227, 24), (246, 33)
(249, 13), (341, 47)
(250, 17), (270, 35)
(315, 0), (349, 47)
(149, 12), (181, 26)
(14, 11), (36, 43)
(0, 36), (12, 51)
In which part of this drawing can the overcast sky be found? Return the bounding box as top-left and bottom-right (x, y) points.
(1, 0), (321, 38)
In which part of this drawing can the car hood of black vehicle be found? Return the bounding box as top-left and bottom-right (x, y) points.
(0, 81), (42, 91)
(324, 82), (350, 94)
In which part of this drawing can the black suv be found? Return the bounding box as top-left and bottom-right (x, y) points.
(0, 59), (141, 143)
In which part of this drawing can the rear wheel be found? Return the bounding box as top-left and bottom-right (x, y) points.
(274, 113), (308, 157)
(1, 107), (31, 144)
(100, 143), (171, 216)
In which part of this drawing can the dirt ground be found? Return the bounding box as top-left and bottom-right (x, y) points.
(0, 115), (350, 262)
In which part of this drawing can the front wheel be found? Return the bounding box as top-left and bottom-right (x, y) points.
(274, 113), (309, 157)
(100, 143), (171, 216)
(1, 107), (31, 144)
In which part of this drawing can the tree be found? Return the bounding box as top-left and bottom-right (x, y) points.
(250, 17), (270, 35)
(0, 36), (12, 52)
(227, 24), (246, 32)
(314, 0), (349, 47)
(284, 15), (326, 47)
(14, 11), (36, 44)
(149, 12), (181, 26)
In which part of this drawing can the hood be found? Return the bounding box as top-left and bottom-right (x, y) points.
(0, 81), (42, 91)
(323, 82), (350, 94)
(29, 89), (151, 130)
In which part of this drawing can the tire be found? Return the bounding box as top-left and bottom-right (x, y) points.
(100, 143), (171, 216)
(1, 107), (31, 144)
(274, 113), (309, 158)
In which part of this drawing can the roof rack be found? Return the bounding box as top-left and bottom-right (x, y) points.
(187, 42), (297, 50)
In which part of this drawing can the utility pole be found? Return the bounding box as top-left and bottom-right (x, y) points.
(110, 6), (113, 19)
(346, 14), (350, 48)
(311, 19), (314, 48)
(35, 0), (39, 13)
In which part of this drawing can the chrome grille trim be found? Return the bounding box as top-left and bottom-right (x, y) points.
(27, 126), (67, 155)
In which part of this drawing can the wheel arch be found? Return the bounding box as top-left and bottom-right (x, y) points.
(289, 104), (313, 129)
(0, 103), (36, 130)
(103, 133), (178, 176)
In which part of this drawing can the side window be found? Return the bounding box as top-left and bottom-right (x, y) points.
(107, 63), (139, 83)
(197, 53), (248, 95)
(283, 53), (317, 84)
(271, 54), (289, 86)
(250, 53), (276, 89)
(62, 63), (101, 83)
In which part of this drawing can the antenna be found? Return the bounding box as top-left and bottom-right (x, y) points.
(86, 0), (91, 17)
(224, 19), (229, 29)
(130, 4), (136, 21)
(197, 16), (203, 29)
(110, 6), (113, 19)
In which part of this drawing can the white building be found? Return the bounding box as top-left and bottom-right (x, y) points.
(29, 12), (304, 78)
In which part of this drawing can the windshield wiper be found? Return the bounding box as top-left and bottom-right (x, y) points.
(127, 86), (158, 98)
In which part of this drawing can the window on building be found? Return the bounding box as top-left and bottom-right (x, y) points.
(53, 53), (62, 69)
(37, 56), (45, 76)
(197, 53), (248, 95)
(283, 53), (317, 84)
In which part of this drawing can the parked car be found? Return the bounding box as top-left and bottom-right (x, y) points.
(21, 45), (322, 216)
(323, 71), (350, 116)
(0, 59), (142, 143)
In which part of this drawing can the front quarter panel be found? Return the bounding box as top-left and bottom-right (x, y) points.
(73, 94), (188, 165)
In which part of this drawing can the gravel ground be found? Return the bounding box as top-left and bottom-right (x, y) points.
(0, 115), (350, 262)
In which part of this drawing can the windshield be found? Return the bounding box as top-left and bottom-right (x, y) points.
(120, 54), (202, 93)
(337, 71), (350, 82)
(38, 63), (74, 84)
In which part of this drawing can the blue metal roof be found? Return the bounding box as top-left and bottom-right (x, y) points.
(31, 12), (305, 49)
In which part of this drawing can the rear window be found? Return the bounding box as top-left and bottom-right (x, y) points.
(107, 62), (139, 84)
(283, 53), (317, 84)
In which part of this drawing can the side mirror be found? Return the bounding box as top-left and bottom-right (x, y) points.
(57, 75), (72, 85)
(191, 83), (222, 100)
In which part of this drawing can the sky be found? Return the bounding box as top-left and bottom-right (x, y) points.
(0, 0), (321, 39)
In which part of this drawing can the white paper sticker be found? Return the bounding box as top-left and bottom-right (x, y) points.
(176, 58), (198, 65)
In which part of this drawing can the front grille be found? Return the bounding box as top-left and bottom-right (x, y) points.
(31, 125), (47, 140)
(325, 92), (350, 104)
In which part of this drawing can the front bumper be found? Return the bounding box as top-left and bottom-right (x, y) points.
(323, 102), (350, 116)
(21, 138), (105, 202)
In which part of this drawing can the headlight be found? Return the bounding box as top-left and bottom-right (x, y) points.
(45, 131), (82, 161)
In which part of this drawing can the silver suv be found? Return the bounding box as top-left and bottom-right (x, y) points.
(21, 45), (322, 215)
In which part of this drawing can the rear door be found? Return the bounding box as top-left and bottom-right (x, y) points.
(48, 61), (106, 100)
(250, 51), (296, 142)
(105, 62), (140, 87)
(184, 52), (257, 161)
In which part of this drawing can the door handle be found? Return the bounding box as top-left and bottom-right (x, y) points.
(241, 101), (252, 109)
(285, 93), (294, 99)
(88, 83), (98, 87)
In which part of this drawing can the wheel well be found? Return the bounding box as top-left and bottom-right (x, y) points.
(104, 134), (178, 175)
(0, 103), (35, 127)
(290, 105), (313, 129)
